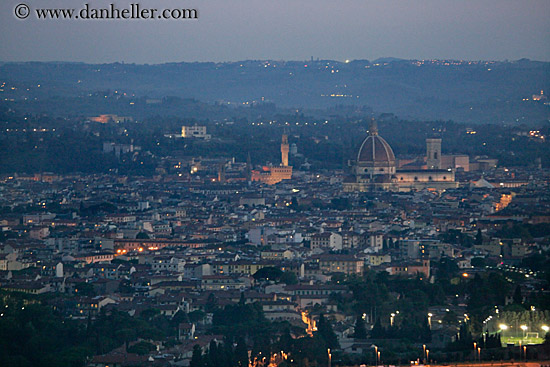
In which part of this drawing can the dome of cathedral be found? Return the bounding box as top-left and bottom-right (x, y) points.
(357, 130), (395, 165)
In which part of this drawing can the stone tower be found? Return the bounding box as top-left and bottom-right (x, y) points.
(426, 138), (442, 169)
(281, 134), (289, 166)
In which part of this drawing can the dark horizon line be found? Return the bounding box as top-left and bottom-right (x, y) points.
(0, 57), (547, 66)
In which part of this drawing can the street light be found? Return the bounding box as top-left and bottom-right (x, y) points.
(428, 313), (433, 329)
(478, 347), (481, 362)
(520, 324), (528, 340)
(426, 349), (429, 364)
(423, 344), (426, 362)
(390, 313), (396, 327)
(328, 348), (331, 367)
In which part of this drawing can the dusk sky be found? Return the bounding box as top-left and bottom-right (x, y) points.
(1, 0), (549, 63)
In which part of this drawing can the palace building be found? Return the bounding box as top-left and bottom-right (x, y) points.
(251, 134), (293, 185)
(343, 123), (458, 192)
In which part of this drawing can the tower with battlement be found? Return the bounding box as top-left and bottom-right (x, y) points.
(281, 134), (289, 166)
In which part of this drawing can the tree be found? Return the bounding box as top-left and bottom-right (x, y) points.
(172, 310), (189, 326)
(222, 337), (235, 367)
(205, 293), (218, 313)
(513, 285), (523, 304)
(188, 310), (205, 323)
(206, 339), (223, 367)
(140, 308), (160, 321)
(115, 328), (137, 351)
(371, 317), (385, 339)
(352, 315), (367, 339)
(235, 337), (249, 367)
(471, 257), (486, 268)
(136, 232), (150, 239)
(317, 314), (339, 349)
(75, 282), (96, 297)
(252, 266), (283, 281)
(190, 344), (204, 367)
(280, 271), (298, 285)
(127, 341), (155, 355)
(475, 229), (483, 246)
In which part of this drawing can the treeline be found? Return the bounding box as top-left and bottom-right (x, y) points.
(0, 292), (184, 367)
(207, 295), (339, 367)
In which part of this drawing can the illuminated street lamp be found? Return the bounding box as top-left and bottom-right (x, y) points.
(520, 324), (528, 339)
(390, 313), (396, 327)
(423, 344), (426, 361)
(328, 348), (331, 367)
(428, 313), (433, 329)
(426, 349), (429, 364)
(477, 347), (481, 362)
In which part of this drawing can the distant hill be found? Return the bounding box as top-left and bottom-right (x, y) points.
(0, 59), (548, 124)
(372, 57), (407, 63)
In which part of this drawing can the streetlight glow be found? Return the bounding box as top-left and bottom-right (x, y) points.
(520, 325), (528, 340)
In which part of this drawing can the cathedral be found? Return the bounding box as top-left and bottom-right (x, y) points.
(343, 123), (459, 192)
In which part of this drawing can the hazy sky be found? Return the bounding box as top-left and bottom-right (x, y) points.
(1, 0), (549, 63)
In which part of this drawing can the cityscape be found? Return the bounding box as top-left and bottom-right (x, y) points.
(1, 1), (550, 367)
(0, 81), (549, 366)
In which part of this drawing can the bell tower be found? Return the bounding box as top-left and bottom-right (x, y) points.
(281, 134), (289, 166)
(426, 138), (442, 169)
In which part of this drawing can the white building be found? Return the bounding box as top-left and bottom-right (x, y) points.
(181, 125), (211, 140)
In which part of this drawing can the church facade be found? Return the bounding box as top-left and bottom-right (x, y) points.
(343, 124), (458, 192)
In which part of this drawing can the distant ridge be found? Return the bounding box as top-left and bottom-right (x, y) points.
(0, 59), (547, 124)
(372, 57), (407, 63)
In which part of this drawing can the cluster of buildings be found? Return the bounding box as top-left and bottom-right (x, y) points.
(343, 122), (500, 192)
(1, 127), (549, 366)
